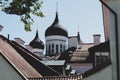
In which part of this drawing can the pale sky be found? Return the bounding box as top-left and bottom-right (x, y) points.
(0, 0), (104, 45)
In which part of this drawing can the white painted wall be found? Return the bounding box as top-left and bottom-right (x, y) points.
(45, 35), (68, 55)
(0, 54), (25, 80)
(83, 65), (112, 80)
(102, 1), (120, 80)
(68, 37), (78, 48)
(32, 48), (44, 56)
(14, 38), (25, 46)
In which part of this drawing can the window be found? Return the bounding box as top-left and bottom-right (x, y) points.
(95, 52), (109, 66)
(56, 44), (59, 54)
(48, 45), (51, 55)
(52, 44), (54, 53)
(63, 45), (65, 51)
(60, 44), (62, 52)
(46, 45), (48, 54)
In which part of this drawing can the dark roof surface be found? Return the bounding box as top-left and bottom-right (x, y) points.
(45, 12), (68, 37)
(11, 39), (61, 76)
(29, 30), (44, 49)
(57, 47), (76, 62)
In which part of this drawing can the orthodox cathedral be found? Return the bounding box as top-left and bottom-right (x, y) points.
(26, 11), (69, 57)
(0, 0), (114, 79)
(45, 12), (68, 56)
(26, 11), (101, 60)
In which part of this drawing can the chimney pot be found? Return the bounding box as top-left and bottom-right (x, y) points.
(0, 25), (3, 35)
(93, 34), (101, 45)
(14, 38), (25, 46)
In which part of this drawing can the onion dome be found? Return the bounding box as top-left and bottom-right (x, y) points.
(29, 30), (44, 49)
(45, 12), (68, 37)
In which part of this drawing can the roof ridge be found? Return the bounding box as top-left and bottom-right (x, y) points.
(0, 36), (42, 78)
(10, 41), (62, 76)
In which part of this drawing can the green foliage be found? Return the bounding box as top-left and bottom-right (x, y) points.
(0, 0), (44, 31)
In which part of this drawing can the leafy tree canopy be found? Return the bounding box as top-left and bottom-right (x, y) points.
(0, 0), (44, 31)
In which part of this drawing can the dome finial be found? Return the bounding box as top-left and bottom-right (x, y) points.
(54, 0), (59, 23)
(35, 29), (39, 39)
(78, 24), (80, 33)
(56, 0), (58, 13)
(77, 25), (83, 44)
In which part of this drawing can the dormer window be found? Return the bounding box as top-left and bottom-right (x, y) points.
(95, 52), (110, 66)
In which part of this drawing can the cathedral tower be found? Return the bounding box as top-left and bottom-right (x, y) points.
(29, 30), (44, 56)
(45, 12), (68, 56)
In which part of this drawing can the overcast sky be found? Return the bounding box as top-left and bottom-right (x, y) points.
(0, 0), (104, 45)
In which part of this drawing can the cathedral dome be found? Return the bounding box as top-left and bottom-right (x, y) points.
(45, 12), (68, 37)
(29, 30), (44, 49)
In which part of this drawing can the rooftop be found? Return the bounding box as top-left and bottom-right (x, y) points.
(0, 35), (42, 78)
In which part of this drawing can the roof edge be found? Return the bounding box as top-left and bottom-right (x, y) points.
(82, 61), (111, 78)
(0, 50), (27, 80)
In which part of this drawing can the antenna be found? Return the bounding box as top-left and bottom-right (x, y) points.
(56, 0), (58, 12)
(78, 24), (79, 32)
(36, 20), (39, 32)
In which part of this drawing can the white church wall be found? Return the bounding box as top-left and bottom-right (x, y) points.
(32, 48), (44, 56)
(45, 35), (68, 55)
(46, 35), (68, 41)
(68, 37), (78, 48)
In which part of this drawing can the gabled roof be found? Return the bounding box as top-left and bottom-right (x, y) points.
(10, 38), (61, 76)
(88, 41), (110, 52)
(86, 41), (110, 66)
(0, 35), (42, 78)
(70, 44), (94, 62)
(57, 47), (76, 62)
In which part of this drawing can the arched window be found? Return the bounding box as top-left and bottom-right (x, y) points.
(56, 44), (59, 54)
(63, 45), (65, 51)
(60, 44), (62, 52)
(52, 44), (54, 53)
(46, 45), (48, 54)
(48, 45), (51, 55)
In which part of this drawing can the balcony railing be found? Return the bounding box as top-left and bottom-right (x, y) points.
(28, 74), (82, 80)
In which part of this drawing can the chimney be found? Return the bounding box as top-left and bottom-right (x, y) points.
(93, 34), (101, 45)
(14, 38), (25, 46)
(8, 34), (10, 40)
(0, 25), (3, 35)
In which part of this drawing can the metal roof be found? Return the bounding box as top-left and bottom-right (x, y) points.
(41, 60), (66, 66)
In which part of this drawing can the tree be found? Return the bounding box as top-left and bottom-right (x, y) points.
(0, 0), (44, 31)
